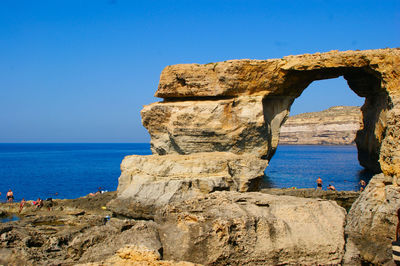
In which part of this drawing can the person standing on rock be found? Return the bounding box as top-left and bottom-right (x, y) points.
(6, 189), (14, 202)
(359, 179), (367, 191)
(19, 198), (26, 213)
(316, 177), (322, 190)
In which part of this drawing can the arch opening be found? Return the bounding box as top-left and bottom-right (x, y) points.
(262, 68), (388, 190)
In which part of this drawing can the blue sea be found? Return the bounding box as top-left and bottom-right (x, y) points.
(264, 145), (373, 191)
(0, 144), (373, 202)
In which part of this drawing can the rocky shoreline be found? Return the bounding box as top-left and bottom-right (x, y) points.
(2, 175), (397, 265)
(0, 188), (360, 265)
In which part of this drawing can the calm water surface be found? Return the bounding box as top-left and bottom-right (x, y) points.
(0, 143), (372, 201)
(0, 143), (151, 201)
(265, 145), (373, 191)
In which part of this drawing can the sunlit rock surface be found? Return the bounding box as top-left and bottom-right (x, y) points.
(77, 245), (201, 266)
(155, 191), (346, 265)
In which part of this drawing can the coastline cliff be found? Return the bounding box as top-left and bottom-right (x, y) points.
(279, 106), (361, 145)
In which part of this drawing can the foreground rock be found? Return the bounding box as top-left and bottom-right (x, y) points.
(279, 106), (361, 145)
(1, 190), (352, 265)
(156, 191), (347, 265)
(108, 152), (267, 219)
(346, 173), (400, 264)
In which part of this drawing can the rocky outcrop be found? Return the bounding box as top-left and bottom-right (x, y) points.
(145, 48), (400, 174)
(279, 106), (361, 145)
(155, 191), (347, 265)
(345, 173), (400, 264)
(108, 152), (267, 219)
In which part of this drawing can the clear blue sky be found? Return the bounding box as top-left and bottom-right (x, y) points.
(1, 0), (399, 143)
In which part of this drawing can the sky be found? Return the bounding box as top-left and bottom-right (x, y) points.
(1, 0), (399, 143)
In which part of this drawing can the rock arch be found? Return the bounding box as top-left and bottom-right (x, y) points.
(108, 49), (400, 265)
(142, 48), (400, 176)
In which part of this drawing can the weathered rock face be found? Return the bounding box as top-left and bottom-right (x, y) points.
(279, 106), (361, 145)
(108, 152), (267, 219)
(155, 191), (347, 265)
(142, 96), (275, 158)
(144, 48), (400, 174)
(345, 173), (400, 264)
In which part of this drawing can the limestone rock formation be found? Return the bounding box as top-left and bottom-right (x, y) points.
(279, 106), (361, 145)
(108, 152), (267, 219)
(345, 173), (400, 264)
(144, 48), (400, 174)
(109, 48), (400, 265)
(155, 191), (347, 265)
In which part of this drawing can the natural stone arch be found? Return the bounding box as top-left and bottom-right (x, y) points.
(142, 48), (400, 176)
(109, 49), (400, 265)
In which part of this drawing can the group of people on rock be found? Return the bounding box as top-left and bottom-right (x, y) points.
(17, 198), (45, 213)
(316, 177), (367, 191)
(1, 189), (55, 213)
(88, 187), (106, 196)
(316, 177), (337, 191)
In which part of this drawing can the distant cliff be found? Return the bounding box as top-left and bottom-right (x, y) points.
(279, 106), (361, 145)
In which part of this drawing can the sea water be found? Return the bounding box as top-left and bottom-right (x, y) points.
(265, 145), (373, 191)
(0, 143), (151, 202)
(0, 143), (373, 202)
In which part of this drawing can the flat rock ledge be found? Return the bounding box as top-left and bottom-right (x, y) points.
(261, 188), (360, 211)
(155, 191), (347, 265)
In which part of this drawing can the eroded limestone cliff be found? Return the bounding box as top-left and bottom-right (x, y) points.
(279, 106), (361, 145)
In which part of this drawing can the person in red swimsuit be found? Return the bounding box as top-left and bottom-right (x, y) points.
(19, 198), (26, 213)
